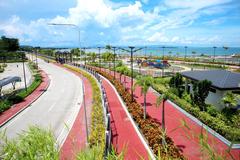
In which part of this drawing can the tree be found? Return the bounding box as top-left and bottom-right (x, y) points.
(156, 93), (168, 146)
(169, 73), (184, 97)
(191, 80), (212, 111)
(0, 36), (19, 52)
(221, 92), (240, 108)
(133, 76), (153, 119)
(116, 66), (128, 83)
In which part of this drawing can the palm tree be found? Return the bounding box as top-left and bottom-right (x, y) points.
(156, 93), (168, 146)
(116, 66), (128, 83)
(192, 51), (196, 58)
(133, 76), (153, 119)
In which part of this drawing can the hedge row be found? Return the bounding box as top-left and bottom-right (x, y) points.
(152, 83), (240, 142)
(0, 62), (42, 113)
(63, 65), (105, 158)
(89, 66), (185, 159)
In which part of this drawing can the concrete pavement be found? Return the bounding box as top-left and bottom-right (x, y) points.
(0, 58), (83, 147)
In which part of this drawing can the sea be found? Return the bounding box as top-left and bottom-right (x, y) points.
(84, 46), (240, 57)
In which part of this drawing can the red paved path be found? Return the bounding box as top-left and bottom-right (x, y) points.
(101, 77), (149, 160)
(103, 68), (240, 160)
(0, 70), (50, 127)
(58, 64), (93, 160)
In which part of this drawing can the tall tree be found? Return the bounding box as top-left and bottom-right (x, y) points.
(191, 80), (212, 111)
(156, 93), (168, 147)
(133, 76), (153, 119)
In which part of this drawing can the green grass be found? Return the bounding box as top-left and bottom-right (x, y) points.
(0, 126), (59, 160)
(0, 62), (42, 113)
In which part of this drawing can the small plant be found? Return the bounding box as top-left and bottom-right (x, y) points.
(0, 126), (59, 160)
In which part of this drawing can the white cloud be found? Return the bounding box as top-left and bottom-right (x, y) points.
(0, 0), (237, 46)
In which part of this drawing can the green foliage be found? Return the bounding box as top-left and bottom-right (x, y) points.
(191, 80), (212, 111)
(221, 91), (239, 108)
(0, 62), (42, 113)
(169, 73), (184, 98)
(0, 36), (19, 52)
(0, 126), (59, 160)
(152, 82), (240, 142)
(64, 65), (105, 158)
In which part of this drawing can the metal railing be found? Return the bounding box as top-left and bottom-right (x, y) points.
(74, 63), (112, 159)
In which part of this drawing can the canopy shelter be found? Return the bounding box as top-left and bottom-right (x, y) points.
(0, 76), (21, 96)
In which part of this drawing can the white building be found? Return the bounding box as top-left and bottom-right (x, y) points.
(181, 70), (240, 110)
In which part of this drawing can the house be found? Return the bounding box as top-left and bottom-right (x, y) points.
(181, 70), (240, 110)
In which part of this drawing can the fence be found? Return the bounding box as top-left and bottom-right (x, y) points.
(74, 63), (112, 159)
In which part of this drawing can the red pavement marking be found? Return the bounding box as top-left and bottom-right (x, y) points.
(101, 77), (149, 160)
(0, 70), (50, 127)
(109, 70), (240, 160)
(56, 65), (93, 160)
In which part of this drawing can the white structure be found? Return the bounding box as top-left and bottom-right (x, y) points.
(181, 70), (240, 110)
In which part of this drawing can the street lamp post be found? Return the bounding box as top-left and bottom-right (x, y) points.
(184, 46), (188, 60)
(22, 52), (27, 92)
(120, 46), (143, 102)
(213, 46), (217, 62)
(48, 23), (81, 65)
(111, 47), (118, 80)
(162, 46), (166, 60)
(98, 47), (102, 71)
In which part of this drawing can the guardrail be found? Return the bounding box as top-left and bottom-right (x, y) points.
(74, 63), (112, 159)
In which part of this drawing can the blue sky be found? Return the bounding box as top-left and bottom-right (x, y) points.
(0, 0), (240, 47)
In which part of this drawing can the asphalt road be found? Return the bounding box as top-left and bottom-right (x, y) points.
(0, 58), (83, 147)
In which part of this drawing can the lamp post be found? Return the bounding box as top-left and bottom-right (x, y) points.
(48, 23), (81, 65)
(184, 46), (188, 60)
(120, 46), (143, 102)
(161, 46), (166, 60)
(111, 46), (118, 80)
(22, 52), (27, 92)
(98, 47), (102, 71)
(213, 46), (217, 62)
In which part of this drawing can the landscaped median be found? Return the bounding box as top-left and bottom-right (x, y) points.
(62, 64), (106, 159)
(89, 66), (185, 159)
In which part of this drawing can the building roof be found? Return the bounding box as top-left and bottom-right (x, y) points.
(181, 70), (240, 90)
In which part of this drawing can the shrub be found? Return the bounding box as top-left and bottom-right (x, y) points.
(63, 65), (105, 158)
(0, 126), (59, 160)
(152, 82), (240, 142)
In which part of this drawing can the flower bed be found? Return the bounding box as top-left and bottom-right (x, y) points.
(89, 66), (185, 159)
(63, 65), (105, 158)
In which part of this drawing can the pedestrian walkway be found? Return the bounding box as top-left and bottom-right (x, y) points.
(57, 64), (92, 160)
(103, 68), (240, 160)
(0, 70), (50, 127)
(101, 76), (149, 159)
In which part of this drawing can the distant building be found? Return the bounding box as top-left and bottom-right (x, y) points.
(181, 70), (240, 110)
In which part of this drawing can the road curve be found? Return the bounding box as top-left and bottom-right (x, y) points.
(0, 58), (83, 147)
